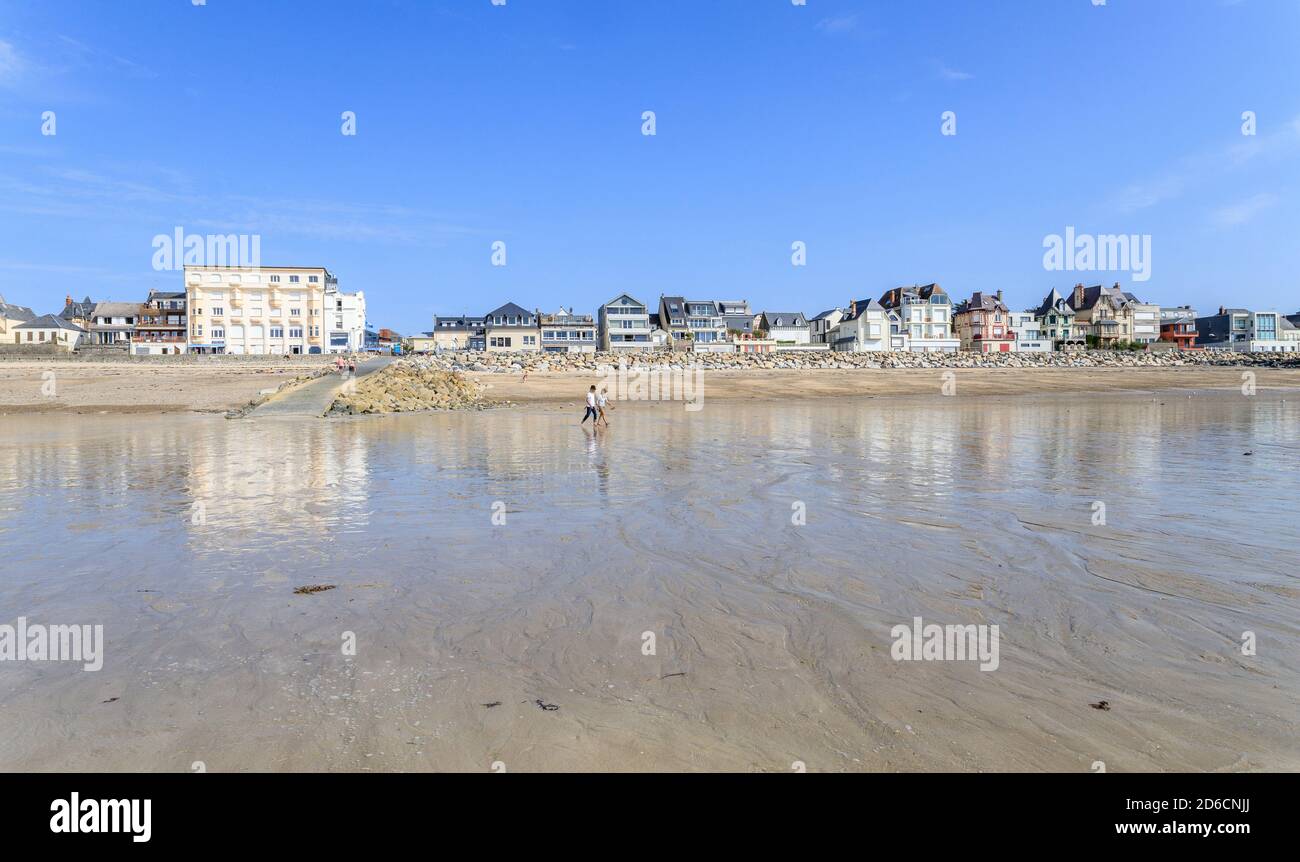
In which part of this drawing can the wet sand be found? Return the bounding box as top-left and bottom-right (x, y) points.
(0, 391), (1295, 772)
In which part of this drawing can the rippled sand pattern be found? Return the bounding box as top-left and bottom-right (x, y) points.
(0, 392), (1296, 771)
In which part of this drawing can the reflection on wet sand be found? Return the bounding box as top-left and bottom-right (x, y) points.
(0, 391), (1296, 772)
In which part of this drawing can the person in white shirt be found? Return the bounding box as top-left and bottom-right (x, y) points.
(582, 385), (599, 425)
(596, 388), (612, 426)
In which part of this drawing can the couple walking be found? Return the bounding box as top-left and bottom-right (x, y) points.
(582, 385), (612, 427)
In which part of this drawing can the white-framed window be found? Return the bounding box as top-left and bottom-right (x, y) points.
(289, 275), (300, 283)
(270, 275), (281, 283)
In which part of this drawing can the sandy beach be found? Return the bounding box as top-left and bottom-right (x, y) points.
(0, 361), (320, 414)
(3, 360), (1300, 414)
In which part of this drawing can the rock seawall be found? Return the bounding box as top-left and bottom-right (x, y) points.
(329, 363), (490, 414)
(409, 348), (1300, 373)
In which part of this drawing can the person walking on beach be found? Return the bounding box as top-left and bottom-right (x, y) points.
(335, 355), (345, 375)
(347, 356), (357, 377)
(596, 387), (612, 426)
(582, 385), (599, 425)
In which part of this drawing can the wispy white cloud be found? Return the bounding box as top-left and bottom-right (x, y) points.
(56, 34), (156, 79)
(1209, 192), (1278, 227)
(0, 39), (23, 86)
(1114, 115), (1300, 213)
(0, 163), (482, 248)
(815, 14), (860, 34)
(936, 62), (973, 81)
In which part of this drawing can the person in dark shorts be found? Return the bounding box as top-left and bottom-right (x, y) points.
(582, 385), (599, 425)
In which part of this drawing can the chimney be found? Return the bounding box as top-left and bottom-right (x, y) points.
(1073, 283), (1085, 308)
(1219, 306), (1226, 315)
(849, 299), (857, 317)
(65, 294), (72, 307)
(995, 289), (1003, 303)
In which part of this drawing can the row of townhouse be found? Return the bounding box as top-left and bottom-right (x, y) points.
(827, 282), (1300, 354)
(6, 266), (368, 355)
(421, 284), (1300, 356)
(423, 296), (824, 354)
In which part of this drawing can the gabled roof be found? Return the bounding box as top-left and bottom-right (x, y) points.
(1030, 288), (1074, 318)
(811, 307), (844, 321)
(660, 295), (686, 314)
(16, 314), (85, 332)
(1066, 284), (1117, 312)
(92, 302), (144, 318)
(842, 298), (884, 321)
(484, 302), (534, 320)
(602, 293), (646, 308)
(760, 312), (809, 327)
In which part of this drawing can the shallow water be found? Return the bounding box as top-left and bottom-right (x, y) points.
(1, 392), (1297, 771)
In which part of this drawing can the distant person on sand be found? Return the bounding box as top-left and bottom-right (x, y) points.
(582, 385), (599, 425)
(596, 387), (612, 426)
(347, 357), (357, 376)
(521, 367), (529, 382)
(335, 355), (345, 375)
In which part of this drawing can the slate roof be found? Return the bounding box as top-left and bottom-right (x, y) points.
(1030, 288), (1073, 318)
(0, 296), (36, 322)
(761, 312), (809, 327)
(842, 298), (884, 321)
(953, 292), (1009, 315)
(16, 314), (85, 332)
(59, 296), (96, 320)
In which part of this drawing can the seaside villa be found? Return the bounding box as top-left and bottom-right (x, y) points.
(953, 290), (1016, 353)
(830, 298), (903, 352)
(483, 302), (539, 352)
(1029, 288), (1082, 350)
(598, 294), (654, 351)
(538, 307), (597, 353)
(878, 284), (960, 353)
(430, 315), (486, 351)
(757, 311), (812, 345)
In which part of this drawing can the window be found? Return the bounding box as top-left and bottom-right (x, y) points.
(270, 327), (283, 338)
(270, 275), (281, 283)
(212, 307), (224, 316)
(212, 328), (224, 339)
(290, 327), (303, 338)
(308, 276), (318, 283)
(289, 275), (300, 283)
(290, 308), (301, 317)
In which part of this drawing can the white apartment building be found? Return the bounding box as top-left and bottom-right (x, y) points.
(186, 266), (332, 355)
(325, 285), (366, 353)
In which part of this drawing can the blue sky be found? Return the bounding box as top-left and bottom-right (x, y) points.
(0, 0), (1297, 331)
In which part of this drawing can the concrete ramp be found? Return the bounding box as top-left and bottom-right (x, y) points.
(249, 357), (393, 418)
